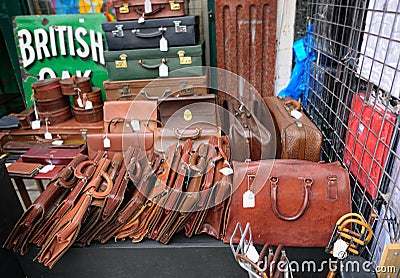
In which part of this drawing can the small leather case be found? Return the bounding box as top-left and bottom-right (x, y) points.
(7, 162), (42, 177)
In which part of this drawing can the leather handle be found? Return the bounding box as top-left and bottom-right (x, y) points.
(174, 128), (201, 140)
(133, 5), (165, 16)
(74, 160), (96, 179)
(284, 99), (302, 111)
(134, 29), (164, 38)
(138, 58), (167, 69)
(270, 177), (312, 221)
(140, 89), (159, 100)
(92, 171), (113, 199)
(235, 254), (268, 278)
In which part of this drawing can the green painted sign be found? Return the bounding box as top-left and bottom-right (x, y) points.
(13, 14), (108, 106)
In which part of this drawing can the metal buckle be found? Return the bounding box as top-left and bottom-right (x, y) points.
(112, 25), (124, 38)
(174, 21), (187, 33)
(169, 1), (181, 11)
(119, 3), (129, 14)
(115, 54), (128, 68)
(177, 50), (192, 64)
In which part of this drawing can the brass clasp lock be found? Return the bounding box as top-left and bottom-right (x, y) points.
(115, 54), (128, 68)
(119, 3), (130, 14)
(177, 50), (192, 65)
(183, 109), (193, 121)
(112, 25), (124, 38)
(169, 1), (181, 10)
(120, 83), (131, 95)
(179, 80), (194, 96)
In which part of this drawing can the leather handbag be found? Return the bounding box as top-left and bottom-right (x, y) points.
(221, 92), (275, 161)
(104, 75), (208, 101)
(104, 42), (204, 81)
(113, 0), (188, 21)
(153, 126), (220, 154)
(158, 94), (217, 127)
(224, 159), (352, 246)
(103, 100), (158, 133)
(4, 154), (88, 255)
(86, 132), (154, 159)
(103, 16), (199, 51)
(264, 96), (322, 161)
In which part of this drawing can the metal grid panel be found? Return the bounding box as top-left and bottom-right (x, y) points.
(304, 0), (400, 266)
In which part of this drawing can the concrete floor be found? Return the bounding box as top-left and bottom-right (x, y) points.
(12, 178), (43, 210)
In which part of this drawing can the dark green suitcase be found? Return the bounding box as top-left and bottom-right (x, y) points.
(104, 42), (204, 81)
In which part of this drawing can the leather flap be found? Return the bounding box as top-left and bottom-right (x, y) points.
(87, 132), (153, 154)
(103, 100), (157, 123)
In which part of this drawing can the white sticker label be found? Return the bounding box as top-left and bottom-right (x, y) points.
(160, 36), (168, 52)
(358, 124), (365, 135)
(103, 137), (111, 148)
(290, 110), (303, 119)
(77, 97), (84, 108)
(138, 14), (145, 23)
(159, 63), (169, 77)
(219, 167), (233, 176)
(130, 119), (141, 131)
(85, 100), (93, 110)
(245, 244), (259, 263)
(31, 120), (41, 130)
(332, 239), (349, 259)
(39, 164), (56, 173)
(144, 0), (152, 14)
(44, 132), (53, 140)
(52, 140), (64, 146)
(243, 190), (255, 208)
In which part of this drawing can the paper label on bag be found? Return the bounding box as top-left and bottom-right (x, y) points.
(31, 120), (41, 130)
(144, 0), (152, 13)
(44, 132), (53, 140)
(52, 140), (64, 146)
(130, 120), (141, 131)
(103, 137), (111, 148)
(332, 239), (348, 259)
(245, 244), (259, 263)
(138, 14), (145, 23)
(290, 110), (302, 119)
(159, 63), (168, 77)
(77, 97), (84, 108)
(160, 36), (168, 51)
(219, 167), (233, 176)
(243, 190), (255, 208)
(84, 100), (93, 110)
(39, 164), (55, 173)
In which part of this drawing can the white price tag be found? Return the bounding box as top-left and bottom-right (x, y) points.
(31, 120), (41, 130)
(243, 190), (255, 208)
(138, 14), (145, 23)
(245, 244), (259, 263)
(52, 140), (64, 146)
(159, 62), (169, 77)
(77, 96), (84, 108)
(144, 0), (152, 14)
(103, 137), (111, 148)
(290, 110), (303, 119)
(85, 100), (93, 110)
(219, 167), (233, 176)
(130, 119), (141, 131)
(332, 239), (348, 259)
(44, 132), (53, 140)
(39, 164), (56, 173)
(160, 36), (168, 51)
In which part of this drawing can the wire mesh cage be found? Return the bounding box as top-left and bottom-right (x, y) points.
(304, 0), (400, 267)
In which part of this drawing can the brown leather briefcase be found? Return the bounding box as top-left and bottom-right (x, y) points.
(113, 0), (188, 21)
(104, 75), (208, 101)
(264, 97), (322, 161)
(224, 159), (351, 247)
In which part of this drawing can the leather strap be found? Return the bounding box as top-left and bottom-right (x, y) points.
(270, 177), (312, 221)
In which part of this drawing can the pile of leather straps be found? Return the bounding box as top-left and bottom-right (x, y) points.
(4, 136), (232, 269)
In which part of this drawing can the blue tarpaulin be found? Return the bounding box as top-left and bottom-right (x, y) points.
(278, 24), (315, 105)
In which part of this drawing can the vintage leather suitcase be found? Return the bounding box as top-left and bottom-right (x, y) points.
(343, 93), (396, 198)
(103, 100), (158, 133)
(114, 0), (188, 21)
(154, 127), (220, 154)
(104, 42), (204, 81)
(103, 16), (199, 51)
(104, 75), (208, 101)
(264, 96), (322, 162)
(224, 159), (352, 247)
(21, 146), (84, 165)
(86, 133), (153, 161)
(158, 94), (217, 127)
